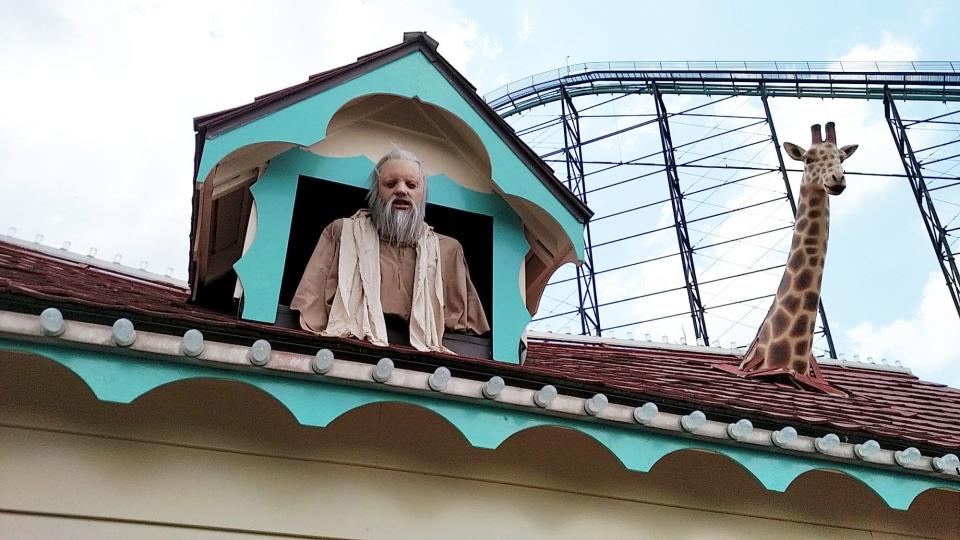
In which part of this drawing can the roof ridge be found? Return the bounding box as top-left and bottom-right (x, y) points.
(527, 331), (914, 375)
(0, 235), (187, 291)
(194, 38), (419, 132)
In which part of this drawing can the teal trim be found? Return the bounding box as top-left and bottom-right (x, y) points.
(491, 209), (528, 362)
(237, 150), (529, 362)
(196, 50), (584, 260)
(233, 153), (301, 323)
(4, 339), (957, 511)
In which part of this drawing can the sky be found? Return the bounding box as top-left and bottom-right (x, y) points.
(1, 0), (959, 387)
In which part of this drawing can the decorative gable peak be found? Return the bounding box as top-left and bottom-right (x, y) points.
(188, 33), (592, 364)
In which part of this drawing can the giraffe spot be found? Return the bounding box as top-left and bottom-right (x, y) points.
(803, 292), (819, 311)
(788, 251), (805, 270)
(803, 237), (818, 246)
(808, 222), (821, 236)
(769, 341), (791, 367)
(796, 218), (809, 231)
(795, 269), (814, 290)
(804, 247), (817, 255)
(772, 309), (790, 335)
(808, 256), (819, 266)
(794, 341), (808, 356)
(791, 356), (810, 374)
(808, 210), (822, 218)
(819, 149), (826, 156)
(809, 195), (824, 206)
(777, 275), (792, 296)
(782, 295), (801, 314)
(790, 314), (810, 337)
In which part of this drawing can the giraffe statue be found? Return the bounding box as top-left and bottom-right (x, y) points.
(716, 122), (857, 396)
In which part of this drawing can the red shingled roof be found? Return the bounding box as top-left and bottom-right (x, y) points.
(1, 237), (958, 452)
(525, 339), (960, 450)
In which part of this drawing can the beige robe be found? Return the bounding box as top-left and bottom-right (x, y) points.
(291, 216), (490, 345)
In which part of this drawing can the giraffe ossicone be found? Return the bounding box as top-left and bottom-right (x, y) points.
(715, 122), (858, 396)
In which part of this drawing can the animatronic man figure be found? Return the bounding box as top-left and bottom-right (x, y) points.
(291, 149), (490, 352)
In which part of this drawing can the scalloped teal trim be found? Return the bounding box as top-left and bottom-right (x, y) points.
(235, 150), (529, 362)
(4, 339), (957, 510)
(196, 50), (583, 260)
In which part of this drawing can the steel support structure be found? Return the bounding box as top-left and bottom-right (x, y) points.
(884, 86), (960, 318)
(761, 86), (838, 358)
(560, 86), (602, 335)
(493, 65), (960, 348)
(527, 90), (827, 350)
(653, 84), (710, 345)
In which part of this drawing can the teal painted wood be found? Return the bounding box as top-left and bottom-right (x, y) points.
(236, 149), (529, 363)
(233, 152), (300, 323)
(491, 209), (528, 362)
(3, 338), (957, 510)
(195, 50), (584, 260)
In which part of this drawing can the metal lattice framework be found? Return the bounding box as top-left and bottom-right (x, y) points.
(486, 61), (960, 354)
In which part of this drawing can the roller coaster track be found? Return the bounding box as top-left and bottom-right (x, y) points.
(485, 61), (960, 350)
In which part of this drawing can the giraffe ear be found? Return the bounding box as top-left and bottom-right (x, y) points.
(839, 144), (858, 161)
(783, 142), (806, 161)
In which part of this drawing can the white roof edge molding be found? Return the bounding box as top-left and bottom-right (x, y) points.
(2, 308), (957, 512)
(194, 50), (586, 263)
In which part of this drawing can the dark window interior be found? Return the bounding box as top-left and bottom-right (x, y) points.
(193, 270), (241, 314)
(279, 176), (493, 326)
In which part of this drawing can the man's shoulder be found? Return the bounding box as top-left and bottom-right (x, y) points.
(434, 231), (466, 259)
(324, 217), (349, 235)
(435, 231), (464, 248)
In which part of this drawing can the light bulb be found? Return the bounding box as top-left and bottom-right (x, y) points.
(815, 433), (841, 453)
(373, 358), (394, 383)
(312, 349), (334, 374)
(772, 426), (798, 447)
(633, 402), (658, 424)
(681, 410), (706, 432)
(727, 419), (754, 440)
(247, 339), (271, 366)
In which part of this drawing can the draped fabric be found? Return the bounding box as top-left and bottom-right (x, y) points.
(291, 211), (489, 353)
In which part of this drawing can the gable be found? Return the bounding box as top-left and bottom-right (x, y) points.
(195, 48), (587, 263)
(188, 40), (595, 363)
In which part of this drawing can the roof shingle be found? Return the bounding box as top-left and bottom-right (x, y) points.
(1, 237), (958, 452)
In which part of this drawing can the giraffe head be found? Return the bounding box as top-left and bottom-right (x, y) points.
(783, 122), (858, 196)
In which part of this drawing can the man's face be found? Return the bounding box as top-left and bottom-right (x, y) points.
(377, 159), (425, 210)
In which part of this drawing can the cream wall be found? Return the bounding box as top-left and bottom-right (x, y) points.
(1, 351), (957, 539)
(309, 94), (492, 193)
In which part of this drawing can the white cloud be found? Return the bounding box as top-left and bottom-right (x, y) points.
(920, 5), (943, 28)
(533, 36), (937, 355)
(840, 34), (921, 62)
(516, 2), (532, 43)
(847, 272), (960, 388)
(0, 0), (495, 280)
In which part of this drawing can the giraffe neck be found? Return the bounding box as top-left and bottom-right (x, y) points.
(748, 180), (831, 373)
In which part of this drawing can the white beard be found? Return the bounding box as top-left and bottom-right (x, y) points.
(368, 195), (426, 247)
